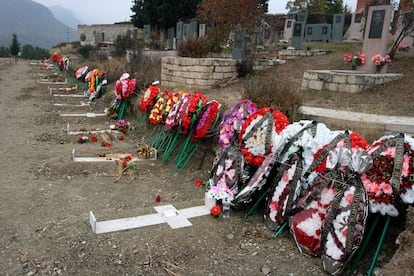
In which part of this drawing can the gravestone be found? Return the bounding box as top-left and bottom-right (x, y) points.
(167, 27), (175, 49)
(176, 21), (183, 40)
(344, 12), (365, 41)
(189, 20), (198, 39)
(283, 19), (295, 41)
(143, 25), (151, 42)
(297, 12), (308, 23)
(183, 24), (189, 41)
(199, 24), (206, 38)
(304, 24), (331, 42)
(232, 28), (246, 61)
(291, 22), (304, 49)
(360, 5), (393, 73)
(332, 14), (345, 41)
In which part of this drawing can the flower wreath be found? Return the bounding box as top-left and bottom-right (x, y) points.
(85, 69), (99, 92)
(178, 91), (208, 135)
(218, 99), (257, 149)
(311, 131), (369, 175)
(164, 91), (180, 119)
(265, 151), (303, 232)
(165, 92), (191, 130)
(140, 84), (160, 112)
(115, 74), (137, 101)
(361, 134), (414, 217)
(209, 144), (246, 196)
(148, 90), (170, 125)
(63, 56), (72, 73)
(289, 169), (339, 256)
(238, 108), (289, 167)
(191, 100), (221, 141)
(75, 66), (88, 81)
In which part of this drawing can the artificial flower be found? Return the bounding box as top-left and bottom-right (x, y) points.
(191, 100), (221, 141)
(195, 179), (204, 187)
(218, 99), (257, 149)
(372, 54), (391, 66)
(344, 52), (366, 65)
(114, 120), (130, 133)
(178, 91), (208, 135)
(239, 107), (289, 166)
(155, 195), (161, 202)
(210, 205), (222, 217)
(140, 84), (160, 112)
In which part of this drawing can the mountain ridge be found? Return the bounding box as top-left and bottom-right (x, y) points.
(0, 0), (77, 49)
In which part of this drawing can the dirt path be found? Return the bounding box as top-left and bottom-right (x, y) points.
(0, 58), (410, 275)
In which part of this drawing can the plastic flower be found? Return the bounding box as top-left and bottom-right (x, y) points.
(114, 120), (130, 133)
(210, 205), (222, 217)
(372, 54), (391, 66)
(195, 179), (204, 187)
(344, 52), (365, 65)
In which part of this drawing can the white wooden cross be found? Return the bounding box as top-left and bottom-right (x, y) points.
(89, 204), (212, 234)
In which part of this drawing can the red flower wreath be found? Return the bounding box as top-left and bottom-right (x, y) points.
(238, 108), (289, 166)
(191, 100), (221, 141)
(165, 93), (191, 130)
(140, 84), (160, 112)
(178, 91), (208, 135)
(361, 134), (414, 217)
(312, 131), (369, 174)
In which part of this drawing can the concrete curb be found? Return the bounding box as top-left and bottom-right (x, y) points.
(300, 106), (414, 135)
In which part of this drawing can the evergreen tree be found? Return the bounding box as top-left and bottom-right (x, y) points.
(197, 0), (267, 52)
(10, 33), (20, 63)
(131, 0), (201, 29)
(286, 0), (348, 14)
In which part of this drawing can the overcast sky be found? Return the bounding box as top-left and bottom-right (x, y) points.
(33, 0), (358, 25)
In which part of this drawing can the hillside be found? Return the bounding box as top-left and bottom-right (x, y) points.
(49, 5), (83, 30)
(0, 0), (77, 49)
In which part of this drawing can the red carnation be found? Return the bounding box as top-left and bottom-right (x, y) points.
(155, 195), (161, 202)
(195, 179), (203, 187)
(210, 205), (222, 217)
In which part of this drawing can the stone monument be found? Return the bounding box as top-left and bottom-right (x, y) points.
(291, 22), (305, 49)
(359, 5), (393, 73)
(332, 14), (345, 41)
(283, 19), (295, 41)
(232, 28), (246, 61)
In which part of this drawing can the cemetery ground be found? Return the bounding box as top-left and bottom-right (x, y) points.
(0, 45), (413, 275)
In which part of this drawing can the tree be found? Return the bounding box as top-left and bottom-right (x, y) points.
(131, 0), (201, 29)
(9, 33), (20, 64)
(20, 44), (49, 60)
(389, 8), (414, 58)
(286, 0), (348, 14)
(197, 0), (267, 51)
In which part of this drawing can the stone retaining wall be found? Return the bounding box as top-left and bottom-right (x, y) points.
(302, 70), (404, 93)
(161, 57), (238, 91)
(278, 49), (330, 59)
(161, 57), (286, 91)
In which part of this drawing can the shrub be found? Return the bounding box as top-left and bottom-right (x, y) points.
(177, 37), (209, 58)
(77, 45), (94, 59)
(243, 73), (303, 122)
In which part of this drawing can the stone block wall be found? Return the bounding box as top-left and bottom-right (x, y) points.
(78, 24), (142, 45)
(302, 70), (403, 93)
(161, 57), (238, 91)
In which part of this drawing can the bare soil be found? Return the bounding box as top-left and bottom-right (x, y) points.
(0, 52), (412, 276)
